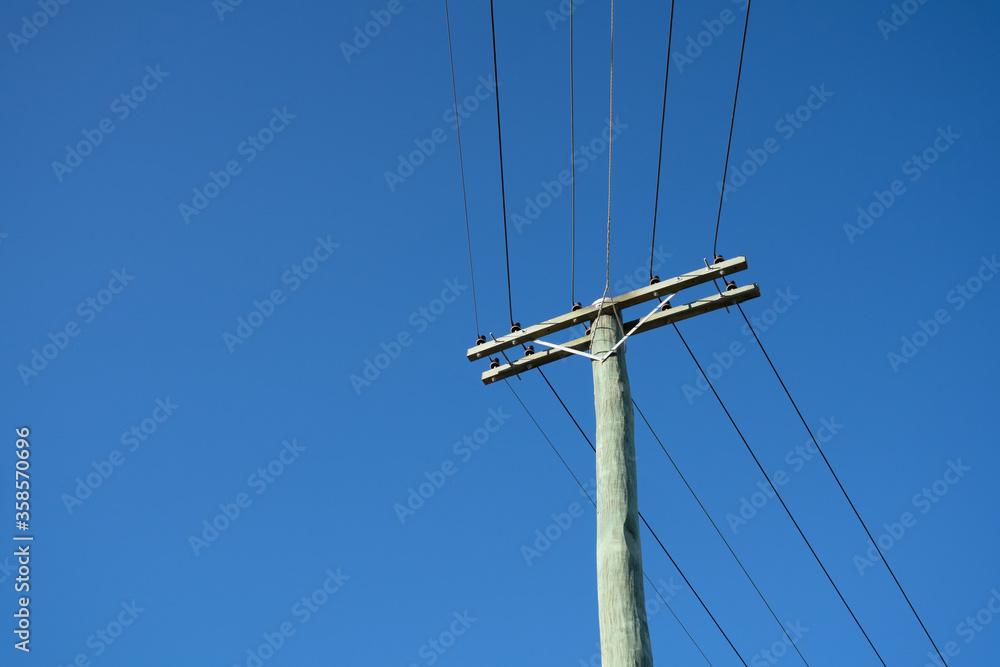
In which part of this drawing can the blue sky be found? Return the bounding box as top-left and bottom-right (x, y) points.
(3, 0), (999, 664)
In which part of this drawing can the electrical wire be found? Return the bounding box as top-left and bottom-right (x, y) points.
(712, 0), (752, 260)
(535, 368), (749, 666)
(649, 0), (677, 283)
(641, 572), (713, 667)
(505, 378), (713, 665)
(605, 0), (616, 294)
(736, 303), (950, 666)
(672, 323), (888, 666)
(638, 512), (748, 666)
(570, 2), (577, 307)
(591, 0), (618, 337)
(488, 0), (514, 327)
(444, 0), (480, 338)
(505, 379), (589, 498)
(633, 398), (810, 666)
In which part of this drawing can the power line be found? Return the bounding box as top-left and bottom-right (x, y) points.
(672, 323), (889, 666)
(505, 379), (589, 498)
(443, 0), (480, 338)
(633, 398), (810, 666)
(507, 381), (713, 665)
(488, 0), (514, 327)
(638, 512), (748, 666)
(591, 0), (619, 334)
(649, 0), (677, 283)
(712, 0), (753, 260)
(605, 0), (616, 294)
(535, 368), (590, 443)
(569, 2), (577, 308)
(534, 368), (749, 666)
(735, 303), (950, 666)
(641, 573), (713, 667)
(504, 379), (714, 665)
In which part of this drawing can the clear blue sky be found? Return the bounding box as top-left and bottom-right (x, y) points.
(3, 0), (999, 664)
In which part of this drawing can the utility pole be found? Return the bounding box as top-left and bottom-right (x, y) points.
(591, 308), (652, 666)
(466, 256), (760, 666)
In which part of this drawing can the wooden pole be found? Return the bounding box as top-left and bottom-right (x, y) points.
(465, 257), (762, 664)
(591, 308), (653, 667)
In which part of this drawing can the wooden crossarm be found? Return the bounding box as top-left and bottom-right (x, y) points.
(479, 283), (760, 384)
(466, 256), (749, 362)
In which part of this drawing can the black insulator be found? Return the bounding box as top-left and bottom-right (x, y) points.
(476, 334), (486, 346)
(585, 326), (591, 336)
(649, 275), (660, 285)
(489, 358), (500, 369)
(572, 302), (582, 311)
(510, 322), (521, 333)
(726, 280), (737, 291)
(660, 300), (672, 311)
(714, 254), (725, 265)
(524, 345), (535, 356)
